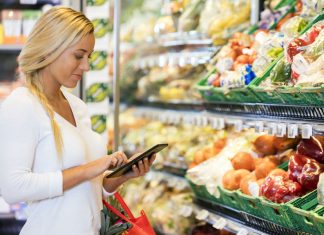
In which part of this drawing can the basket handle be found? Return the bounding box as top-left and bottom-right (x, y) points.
(114, 192), (135, 220)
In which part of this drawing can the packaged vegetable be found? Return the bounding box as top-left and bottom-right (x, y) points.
(269, 58), (291, 84)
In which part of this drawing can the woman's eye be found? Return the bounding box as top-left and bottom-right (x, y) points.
(75, 55), (83, 60)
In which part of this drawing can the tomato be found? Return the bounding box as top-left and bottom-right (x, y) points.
(287, 38), (308, 62)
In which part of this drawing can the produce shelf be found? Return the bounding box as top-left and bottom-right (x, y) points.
(195, 198), (307, 235)
(132, 102), (324, 138)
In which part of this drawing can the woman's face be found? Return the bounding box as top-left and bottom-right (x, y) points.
(44, 33), (95, 89)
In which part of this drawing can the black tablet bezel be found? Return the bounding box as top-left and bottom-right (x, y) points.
(105, 143), (168, 178)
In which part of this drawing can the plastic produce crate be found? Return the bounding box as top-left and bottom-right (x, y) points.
(299, 85), (324, 106)
(218, 187), (242, 211)
(235, 191), (266, 218)
(312, 206), (324, 234)
(225, 87), (261, 103)
(287, 190), (319, 234)
(259, 198), (295, 229)
(187, 178), (220, 203)
(196, 69), (228, 102)
(249, 55), (285, 104)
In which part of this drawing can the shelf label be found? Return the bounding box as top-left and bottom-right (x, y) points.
(267, 123), (277, 135)
(212, 218), (227, 230)
(276, 123), (287, 137)
(288, 124), (298, 138)
(237, 228), (249, 235)
(218, 118), (225, 130)
(196, 209), (209, 220)
(234, 120), (243, 132)
(301, 124), (312, 139)
(255, 121), (264, 133)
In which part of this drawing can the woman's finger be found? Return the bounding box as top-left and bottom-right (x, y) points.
(137, 160), (145, 175)
(149, 154), (156, 165)
(131, 164), (140, 176)
(143, 158), (149, 172)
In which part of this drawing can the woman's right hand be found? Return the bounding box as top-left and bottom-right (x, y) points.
(103, 151), (128, 171)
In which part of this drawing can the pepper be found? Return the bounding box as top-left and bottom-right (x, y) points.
(260, 174), (303, 203)
(297, 136), (324, 164)
(289, 153), (324, 191)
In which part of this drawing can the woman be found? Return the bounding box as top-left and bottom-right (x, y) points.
(0, 7), (154, 235)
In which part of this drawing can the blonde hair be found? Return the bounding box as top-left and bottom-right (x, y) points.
(19, 7), (94, 156)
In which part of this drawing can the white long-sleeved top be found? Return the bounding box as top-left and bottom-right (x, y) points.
(0, 87), (107, 235)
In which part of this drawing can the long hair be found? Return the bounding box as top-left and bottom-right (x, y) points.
(18, 7), (94, 156)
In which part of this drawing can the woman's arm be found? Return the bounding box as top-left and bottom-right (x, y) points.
(102, 155), (156, 193)
(62, 151), (127, 191)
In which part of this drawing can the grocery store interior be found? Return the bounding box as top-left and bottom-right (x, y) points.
(0, 0), (323, 234)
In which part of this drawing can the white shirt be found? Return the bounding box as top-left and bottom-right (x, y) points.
(0, 87), (107, 235)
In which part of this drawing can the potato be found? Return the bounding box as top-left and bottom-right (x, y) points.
(231, 152), (255, 171)
(255, 161), (277, 179)
(223, 169), (250, 190)
(240, 172), (257, 195)
(254, 135), (276, 155)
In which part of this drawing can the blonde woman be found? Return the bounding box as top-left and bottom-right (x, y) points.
(0, 7), (155, 235)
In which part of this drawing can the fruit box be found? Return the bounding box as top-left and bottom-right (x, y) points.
(312, 205), (324, 234)
(196, 68), (261, 103)
(287, 190), (321, 234)
(187, 178), (222, 204)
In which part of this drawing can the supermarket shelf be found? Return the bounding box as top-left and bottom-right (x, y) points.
(135, 100), (324, 121)
(195, 198), (304, 235)
(0, 44), (23, 51)
(153, 163), (187, 177)
(135, 103), (324, 139)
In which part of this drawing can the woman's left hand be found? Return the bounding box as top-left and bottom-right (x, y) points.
(124, 154), (156, 179)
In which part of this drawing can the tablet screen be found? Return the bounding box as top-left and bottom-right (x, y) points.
(105, 143), (168, 178)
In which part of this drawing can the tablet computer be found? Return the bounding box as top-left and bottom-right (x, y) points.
(105, 143), (168, 178)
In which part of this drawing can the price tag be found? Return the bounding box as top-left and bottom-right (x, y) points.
(237, 228), (248, 235)
(276, 123), (287, 137)
(195, 116), (203, 126)
(234, 120), (243, 132)
(195, 209), (209, 220)
(217, 118), (225, 130)
(212, 218), (227, 229)
(158, 55), (167, 67)
(210, 117), (218, 129)
(201, 116), (208, 126)
(267, 123), (277, 135)
(179, 56), (186, 67)
(288, 124), (298, 138)
(20, 0), (37, 4)
(255, 121), (264, 133)
(301, 124), (312, 139)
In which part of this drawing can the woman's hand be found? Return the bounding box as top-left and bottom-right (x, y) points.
(104, 151), (128, 170)
(124, 153), (156, 179)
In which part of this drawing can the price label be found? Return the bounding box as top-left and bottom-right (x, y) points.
(217, 118), (225, 130)
(267, 123), (277, 135)
(276, 123), (287, 137)
(195, 209), (209, 220)
(201, 116), (208, 126)
(255, 121), (264, 133)
(212, 218), (227, 230)
(288, 124), (298, 138)
(301, 125), (312, 139)
(234, 120), (243, 132)
(237, 228), (249, 235)
(20, 0), (37, 4)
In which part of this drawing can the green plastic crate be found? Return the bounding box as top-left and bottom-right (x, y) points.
(225, 87), (261, 103)
(312, 206), (324, 234)
(236, 191), (266, 218)
(218, 187), (242, 211)
(196, 69), (228, 102)
(259, 198), (294, 229)
(276, 86), (309, 105)
(273, 0), (296, 10)
(299, 85), (324, 106)
(287, 190), (319, 234)
(187, 179), (221, 203)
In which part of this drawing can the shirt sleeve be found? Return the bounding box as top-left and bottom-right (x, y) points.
(0, 94), (63, 204)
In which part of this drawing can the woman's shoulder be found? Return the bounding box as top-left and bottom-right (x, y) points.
(1, 87), (38, 112)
